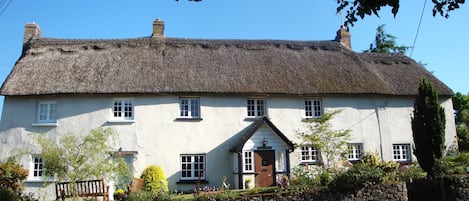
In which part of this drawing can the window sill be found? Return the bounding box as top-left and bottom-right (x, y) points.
(348, 159), (362, 164)
(244, 117), (265, 121)
(107, 119), (135, 124)
(300, 161), (320, 166)
(32, 122), (57, 127)
(176, 180), (209, 184)
(394, 160), (412, 165)
(175, 118), (203, 122)
(302, 117), (322, 122)
(25, 178), (55, 183)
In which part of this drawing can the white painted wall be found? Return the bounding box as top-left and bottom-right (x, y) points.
(0, 94), (457, 199)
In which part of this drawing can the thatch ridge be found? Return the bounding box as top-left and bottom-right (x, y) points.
(0, 36), (453, 96)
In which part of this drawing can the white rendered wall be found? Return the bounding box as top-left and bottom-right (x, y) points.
(0, 94), (457, 198)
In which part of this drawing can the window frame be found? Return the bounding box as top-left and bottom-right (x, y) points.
(111, 99), (134, 121)
(300, 145), (320, 164)
(347, 143), (363, 161)
(36, 101), (57, 123)
(28, 155), (46, 181)
(392, 144), (412, 162)
(179, 97), (201, 119)
(243, 151), (254, 172)
(305, 99), (323, 118)
(180, 154), (206, 180)
(247, 98), (266, 117)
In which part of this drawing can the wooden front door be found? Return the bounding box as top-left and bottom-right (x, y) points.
(254, 150), (275, 187)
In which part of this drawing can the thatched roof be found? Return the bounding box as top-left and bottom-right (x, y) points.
(0, 36), (453, 96)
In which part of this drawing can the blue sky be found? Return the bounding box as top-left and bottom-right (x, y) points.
(0, 0), (467, 101)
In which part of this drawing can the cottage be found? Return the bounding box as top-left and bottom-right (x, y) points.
(0, 20), (456, 200)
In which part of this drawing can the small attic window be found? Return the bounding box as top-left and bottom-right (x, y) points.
(33, 101), (58, 126)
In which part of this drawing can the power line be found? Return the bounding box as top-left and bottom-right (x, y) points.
(0, 0), (13, 16)
(410, 0), (427, 57)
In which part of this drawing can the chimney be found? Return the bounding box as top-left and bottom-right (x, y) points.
(335, 26), (351, 49)
(23, 23), (41, 44)
(152, 19), (165, 38)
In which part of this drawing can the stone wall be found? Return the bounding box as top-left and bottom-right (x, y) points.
(407, 175), (469, 201)
(232, 175), (469, 201)
(233, 183), (407, 201)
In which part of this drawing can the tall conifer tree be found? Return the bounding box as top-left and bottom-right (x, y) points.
(411, 78), (446, 178)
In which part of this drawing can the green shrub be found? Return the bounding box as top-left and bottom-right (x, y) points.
(329, 163), (384, 192)
(318, 171), (333, 186)
(434, 153), (469, 176)
(289, 165), (321, 191)
(398, 163), (426, 181)
(127, 190), (153, 201)
(140, 165), (169, 195)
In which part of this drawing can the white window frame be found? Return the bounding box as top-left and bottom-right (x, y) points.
(300, 146), (319, 163)
(179, 97), (200, 119)
(305, 99), (322, 118)
(37, 101), (57, 123)
(347, 143), (363, 161)
(247, 99), (265, 117)
(112, 99), (134, 121)
(180, 154), (206, 180)
(393, 144), (411, 162)
(28, 155), (46, 181)
(243, 151), (254, 172)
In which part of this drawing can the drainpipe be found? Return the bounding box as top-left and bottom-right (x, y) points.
(375, 107), (384, 160)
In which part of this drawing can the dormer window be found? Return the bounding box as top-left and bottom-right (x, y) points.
(247, 99), (265, 117)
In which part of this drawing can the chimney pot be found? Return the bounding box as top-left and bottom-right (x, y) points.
(152, 19), (165, 38)
(23, 23), (41, 44)
(335, 26), (351, 49)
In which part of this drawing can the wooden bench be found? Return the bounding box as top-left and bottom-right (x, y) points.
(56, 179), (109, 201)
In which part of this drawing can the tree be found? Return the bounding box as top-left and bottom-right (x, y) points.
(452, 92), (469, 151)
(37, 128), (131, 184)
(337, 0), (465, 26)
(411, 78), (446, 178)
(365, 24), (408, 53)
(297, 110), (351, 170)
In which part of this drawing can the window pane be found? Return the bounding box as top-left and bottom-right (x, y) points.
(305, 100), (312, 117)
(190, 99), (199, 117)
(180, 99), (188, 117)
(247, 100), (255, 116)
(39, 103), (47, 120)
(257, 100), (265, 116)
(114, 101), (122, 117)
(49, 103), (57, 120)
(124, 101), (133, 118)
(313, 100), (322, 117)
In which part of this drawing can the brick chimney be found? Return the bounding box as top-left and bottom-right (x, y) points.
(335, 25), (351, 49)
(23, 23), (41, 44)
(152, 19), (165, 38)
